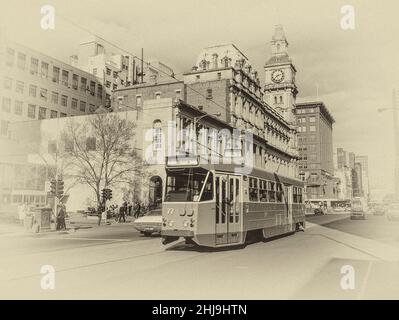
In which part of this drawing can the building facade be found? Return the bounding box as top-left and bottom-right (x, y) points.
(0, 39), (105, 138)
(296, 101), (336, 200)
(72, 36), (175, 108)
(355, 155), (370, 201)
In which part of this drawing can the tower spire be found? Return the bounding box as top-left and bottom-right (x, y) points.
(271, 24), (288, 56)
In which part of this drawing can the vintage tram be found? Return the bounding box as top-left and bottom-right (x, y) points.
(161, 158), (305, 248)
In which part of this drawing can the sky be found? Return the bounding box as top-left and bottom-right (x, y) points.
(1, 0), (398, 197)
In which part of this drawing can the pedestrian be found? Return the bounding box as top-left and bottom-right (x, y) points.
(128, 202), (132, 216)
(60, 204), (67, 230)
(118, 202), (126, 223)
(134, 201), (141, 219)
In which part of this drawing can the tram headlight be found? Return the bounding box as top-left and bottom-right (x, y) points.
(168, 220), (174, 227)
(187, 209), (195, 217)
(183, 220), (190, 228)
(190, 218), (195, 228)
(162, 217), (167, 227)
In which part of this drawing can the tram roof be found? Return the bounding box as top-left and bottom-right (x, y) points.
(166, 162), (304, 187)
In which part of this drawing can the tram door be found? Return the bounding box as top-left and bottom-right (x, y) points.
(284, 185), (293, 232)
(215, 174), (241, 245)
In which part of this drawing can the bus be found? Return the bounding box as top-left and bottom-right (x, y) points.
(161, 160), (306, 248)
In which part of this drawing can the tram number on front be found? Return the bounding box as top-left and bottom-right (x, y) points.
(167, 208), (175, 215)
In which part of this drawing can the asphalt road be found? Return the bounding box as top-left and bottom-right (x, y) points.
(0, 214), (398, 299)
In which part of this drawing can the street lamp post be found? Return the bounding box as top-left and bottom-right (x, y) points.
(378, 89), (399, 200)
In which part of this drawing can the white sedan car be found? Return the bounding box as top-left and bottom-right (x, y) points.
(133, 209), (162, 236)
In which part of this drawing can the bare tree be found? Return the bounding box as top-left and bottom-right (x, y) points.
(60, 113), (143, 207)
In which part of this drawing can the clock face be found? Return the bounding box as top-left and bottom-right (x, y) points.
(271, 69), (284, 83)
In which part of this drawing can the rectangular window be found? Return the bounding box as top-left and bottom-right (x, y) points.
(90, 81), (96, 95)
(259, 180), (268, 202)
(51, 92), (58, 104)
(310, 125), (316, 132)
(50, 110), (58, 118)
(28, 104), (36, 118)
(249, 177), (259, 202)
(113, 83), (118, 90)
(60, 113), (67, 117)
(2, 97), (11, 113)
(113, 71), (118, 79)
(3, 77), (12, 90)
(62, 70), (69, 86)
(105, 80), (111, 88)
(302, 126), (306, 132)
(268, 181), (276, 202)
(106, 67), (111, 75)
(29, 85), (37, 97)
(155, 92), (161, 99)
(30, 58), (39, 74)
(52, 66), (60, 83)
(86, 137), (96, 151)
(97, 84), (103, 100)
(17, 53), (26, 70)
(16, 81), (24, 94)
(71, 98), (78, 109)
(79, 101), (86, 112)
(41, 62), (49, 78)
(72, 74), (79, 89)
(14, 100), (23, 115)
(61, 95), (68, 107)
(309, 116), (316, 123)
(89, 104), (96, 113)
(80, 77), (87, 92)
(38, 107), (46, 120)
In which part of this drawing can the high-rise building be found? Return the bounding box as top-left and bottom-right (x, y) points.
(0, 39), (105, 138)
(295, 101), (336, 200)
(72, 36), (174, 108)
(355, 155), (370, 200)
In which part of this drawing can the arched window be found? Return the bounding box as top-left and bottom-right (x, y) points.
(153, 120), (162, 151)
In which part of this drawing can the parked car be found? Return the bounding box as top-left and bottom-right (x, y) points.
(314, 208), (325, 215)
(386, 203), (399, 221)
(133, 209), (162, 236)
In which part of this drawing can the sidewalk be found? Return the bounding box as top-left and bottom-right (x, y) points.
(306, 221), (399, 261)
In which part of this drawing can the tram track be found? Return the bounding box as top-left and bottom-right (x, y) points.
(0, 239), (215, 284)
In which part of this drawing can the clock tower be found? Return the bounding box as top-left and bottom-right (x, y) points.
(264, 25), (298, 124)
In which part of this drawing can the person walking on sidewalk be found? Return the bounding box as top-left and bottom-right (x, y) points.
(118, 202), (126, 223)
(134, 201), (141, 219)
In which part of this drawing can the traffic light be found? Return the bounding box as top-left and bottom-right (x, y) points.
(50, 179), (56, 196)
(56, 179), (64, 199)
(101, 188), (113, 202)
(102, 188), (107, 202)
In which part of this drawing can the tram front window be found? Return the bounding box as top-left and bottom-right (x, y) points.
(165, 168), (213, 202)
